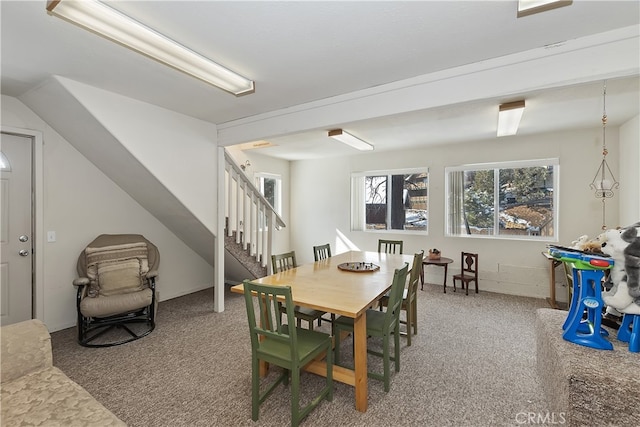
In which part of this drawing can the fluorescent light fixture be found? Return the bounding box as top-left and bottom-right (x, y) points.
(497, 100), (525, 137)
(46, 0), (255, 96)
(328, 129), (374, 151)
(517, 0), (572, 17)
(237, 140), (276, 151)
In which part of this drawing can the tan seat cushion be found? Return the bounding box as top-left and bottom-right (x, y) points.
(80, 288), (153, 318)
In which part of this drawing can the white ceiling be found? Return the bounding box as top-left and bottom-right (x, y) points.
(2, 1), (639, 160)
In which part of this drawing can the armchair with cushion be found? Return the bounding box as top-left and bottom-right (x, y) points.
(74, 234), (159, 347)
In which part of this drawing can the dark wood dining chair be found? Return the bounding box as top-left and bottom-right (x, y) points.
(271, 251), (326, 330)
(313, 243), (332, 261)
(378, 239), (403, 254)
(452, 252), (479, 295)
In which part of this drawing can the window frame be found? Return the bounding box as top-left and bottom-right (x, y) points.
(445, 158), (559, 241)
(351, 167), (429, 235)
(255, 172), (282, 215)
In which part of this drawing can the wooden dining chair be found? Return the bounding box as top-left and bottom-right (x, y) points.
(271, 251), (326, 330)
(379, 250), (423, 346)
(334, 262), (409, 392)
(378, 239), (403, 254)
(242, 280), (333, 427)
(313, 243), (332, 261)
(271, 251), (298, 273)
(312, 243), (336, 329)
(452, 252), (479, 295)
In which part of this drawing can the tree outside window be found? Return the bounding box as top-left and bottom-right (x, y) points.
(447, 160), (557, 239)
(255, 173), (281, 215)
(359, 170), (428, 232)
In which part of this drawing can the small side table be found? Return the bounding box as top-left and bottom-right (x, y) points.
(541, 251), (564, 310)
(421, 256), (454, 293)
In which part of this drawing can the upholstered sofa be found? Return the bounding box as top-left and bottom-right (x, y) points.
(536, 308), (640, 426)
(1, 319), (125, 426)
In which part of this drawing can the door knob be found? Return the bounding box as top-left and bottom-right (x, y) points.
(19, 249), (29, 257)
(19, 235), (29, 242)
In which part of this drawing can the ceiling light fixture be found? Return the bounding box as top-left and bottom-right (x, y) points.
(46, 0), (255, 96)
(517, 0), (572, 18)
(328, 129), (374, 151)
(589, 80), (619, 230)
(497, 100), (525, 137)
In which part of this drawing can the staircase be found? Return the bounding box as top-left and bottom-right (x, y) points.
(223, 150), (285, 284)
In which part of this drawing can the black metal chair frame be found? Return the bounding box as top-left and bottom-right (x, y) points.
(76, 280), (157, 347)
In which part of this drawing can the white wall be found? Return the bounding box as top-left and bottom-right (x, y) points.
(289, 127), (626, 302)
(58, 78), (218, 233)
(1, 95), (214, 332)
(619, 114), (640, 226)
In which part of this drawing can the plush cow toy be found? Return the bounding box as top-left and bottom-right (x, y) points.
(601, 222), (640, 315)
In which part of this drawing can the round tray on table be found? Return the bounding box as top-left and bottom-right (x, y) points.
(337, 262), (380, 272)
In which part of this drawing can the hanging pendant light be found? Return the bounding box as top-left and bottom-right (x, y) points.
(589, 81), (619, 230)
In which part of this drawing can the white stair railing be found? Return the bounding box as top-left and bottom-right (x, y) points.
(224, 150), (285, 269)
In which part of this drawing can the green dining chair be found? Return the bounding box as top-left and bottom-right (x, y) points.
(242, 280), (333, 427)
(333, 262), (409, 392)
(271, 250), (298, 273)
(312, 243), (336, 329)
(379, 251), (423, 346)
(312, 243), (332, 261)
(271, 251), (326, 330)
(378, 239), (404, 254)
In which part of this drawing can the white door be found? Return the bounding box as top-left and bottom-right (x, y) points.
(1, 133), (33, 325)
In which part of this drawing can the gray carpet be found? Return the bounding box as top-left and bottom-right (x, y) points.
(51, 283), (551, 426)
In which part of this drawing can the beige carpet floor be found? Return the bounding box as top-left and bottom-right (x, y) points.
(51, 283), (552, 426)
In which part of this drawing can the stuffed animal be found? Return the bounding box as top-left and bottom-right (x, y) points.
(623, 222), (640, 304)
(571, 233), (605, 254)
(571, 235), (589, 249)
(601, 222), (640, 315)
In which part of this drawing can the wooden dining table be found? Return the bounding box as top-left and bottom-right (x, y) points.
(230, 250), (413, 413)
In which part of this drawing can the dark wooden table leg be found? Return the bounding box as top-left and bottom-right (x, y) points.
(443, 264), (448, 293)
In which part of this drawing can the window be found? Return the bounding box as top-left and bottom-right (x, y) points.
(255, 173), (281, 215)
(445, 159), (558, 239)
(352, 168), (429, 233)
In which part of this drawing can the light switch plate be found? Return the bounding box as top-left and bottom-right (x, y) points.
(47, 231), (56, 242)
